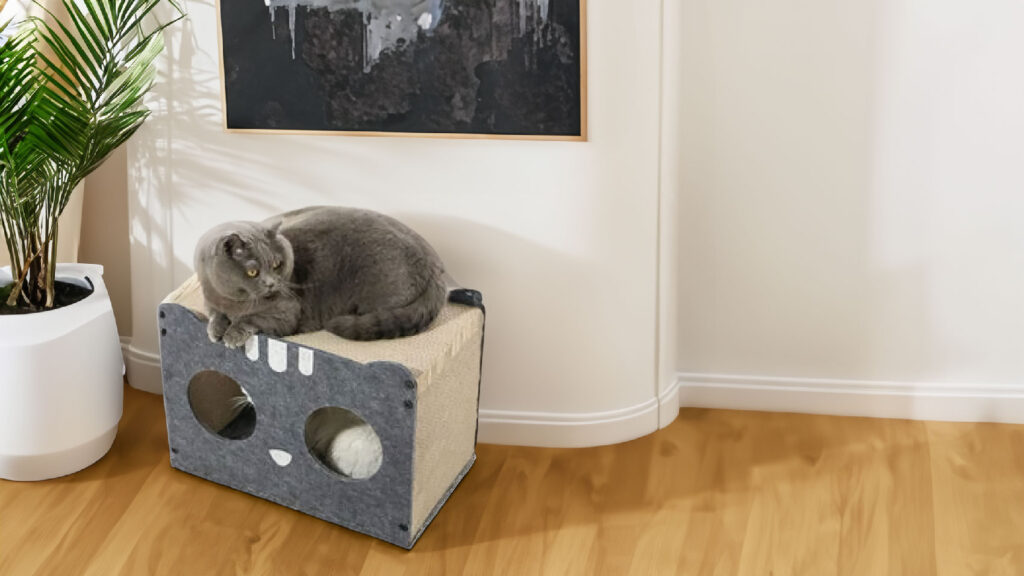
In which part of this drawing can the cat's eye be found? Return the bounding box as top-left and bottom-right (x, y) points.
(247, 268), (259, 278)
(272, 260), (282, 270)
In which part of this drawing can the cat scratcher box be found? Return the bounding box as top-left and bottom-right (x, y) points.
(157, 276), (484, 549)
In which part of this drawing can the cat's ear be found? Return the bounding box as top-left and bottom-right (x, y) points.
(266, 219), (283, 239)
(218, 233), (244, 257)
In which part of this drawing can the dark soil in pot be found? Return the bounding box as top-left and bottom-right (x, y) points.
(0, 280), (94, 315)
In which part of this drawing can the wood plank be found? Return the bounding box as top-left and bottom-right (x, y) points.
(2, 386), (1024, 575)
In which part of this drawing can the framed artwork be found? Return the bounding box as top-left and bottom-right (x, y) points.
(217, 0), (587, 140)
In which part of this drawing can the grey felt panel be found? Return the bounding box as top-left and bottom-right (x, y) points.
(158, 302), (477, 549)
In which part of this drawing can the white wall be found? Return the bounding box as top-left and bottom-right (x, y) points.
(678, 0), (1024, 421)
(657, 0), (683, 426)
(81, 149), (133, 337)
(127, 0), (682, 446)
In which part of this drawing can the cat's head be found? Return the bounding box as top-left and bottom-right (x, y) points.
(195, 219), (294, 301)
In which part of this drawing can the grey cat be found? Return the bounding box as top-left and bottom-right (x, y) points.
(194, 206), (447, 348)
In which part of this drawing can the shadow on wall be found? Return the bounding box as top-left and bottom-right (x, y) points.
(395, 212), (610, 414)
(81, 148), (133, 336)
(128, 0), (662, 427)
(146, 11), (386, 267)
(171, 3), (421, 214)
(129, 13), (604, 412)
(166, 15), (294, 222)
(128, 12), (281, 299)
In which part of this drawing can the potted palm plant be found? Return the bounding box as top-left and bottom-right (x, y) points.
(0, 0), (180, 480)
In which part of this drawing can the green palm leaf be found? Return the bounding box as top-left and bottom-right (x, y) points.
(0, 0), (182, 309)
(0, 20), (40, 283)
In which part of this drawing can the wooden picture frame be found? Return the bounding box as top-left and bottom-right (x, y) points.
(215, 0), (588, 141)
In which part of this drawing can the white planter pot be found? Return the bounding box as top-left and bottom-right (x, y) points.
(0, 264), (123, 481)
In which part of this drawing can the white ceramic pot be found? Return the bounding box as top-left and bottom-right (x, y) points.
(0, 264), (123, 481)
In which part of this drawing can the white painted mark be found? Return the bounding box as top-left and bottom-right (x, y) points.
(268, 339), (288, 372)
(269, 449), (292, 467)
(416, 12), (432, 29)
(298, 347), (314, 376)
(245, 335), (260, 361)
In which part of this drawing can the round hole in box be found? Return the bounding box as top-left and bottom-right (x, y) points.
(187, 370), (256, 440)
(304, 407), (383, 480)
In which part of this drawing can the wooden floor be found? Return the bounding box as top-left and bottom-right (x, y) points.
(2, 385), (1024, 575)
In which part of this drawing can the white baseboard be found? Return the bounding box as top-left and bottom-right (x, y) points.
(117, 340), (671, 447)
(478, 397), (661, 448)
(119, 336), (131, 376)
(123, 342), (163, 395)
(658, 379), (680, 429)
(678, 372), (1024, 424)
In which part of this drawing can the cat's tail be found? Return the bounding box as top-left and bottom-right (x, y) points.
(325, 276), (447, 341)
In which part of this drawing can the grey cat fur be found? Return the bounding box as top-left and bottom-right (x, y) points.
(194, 206), (447, 347)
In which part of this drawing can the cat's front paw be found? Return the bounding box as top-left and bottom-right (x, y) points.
(222, 324), (256, 349)
(207, 316), (229, 343)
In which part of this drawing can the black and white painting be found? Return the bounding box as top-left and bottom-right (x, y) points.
(220, 0), (585, 138)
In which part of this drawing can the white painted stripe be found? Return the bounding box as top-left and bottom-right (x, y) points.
(245, 335), (259, 361)
(268, 339), (288, 373)
(298, 347), (314, 376)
